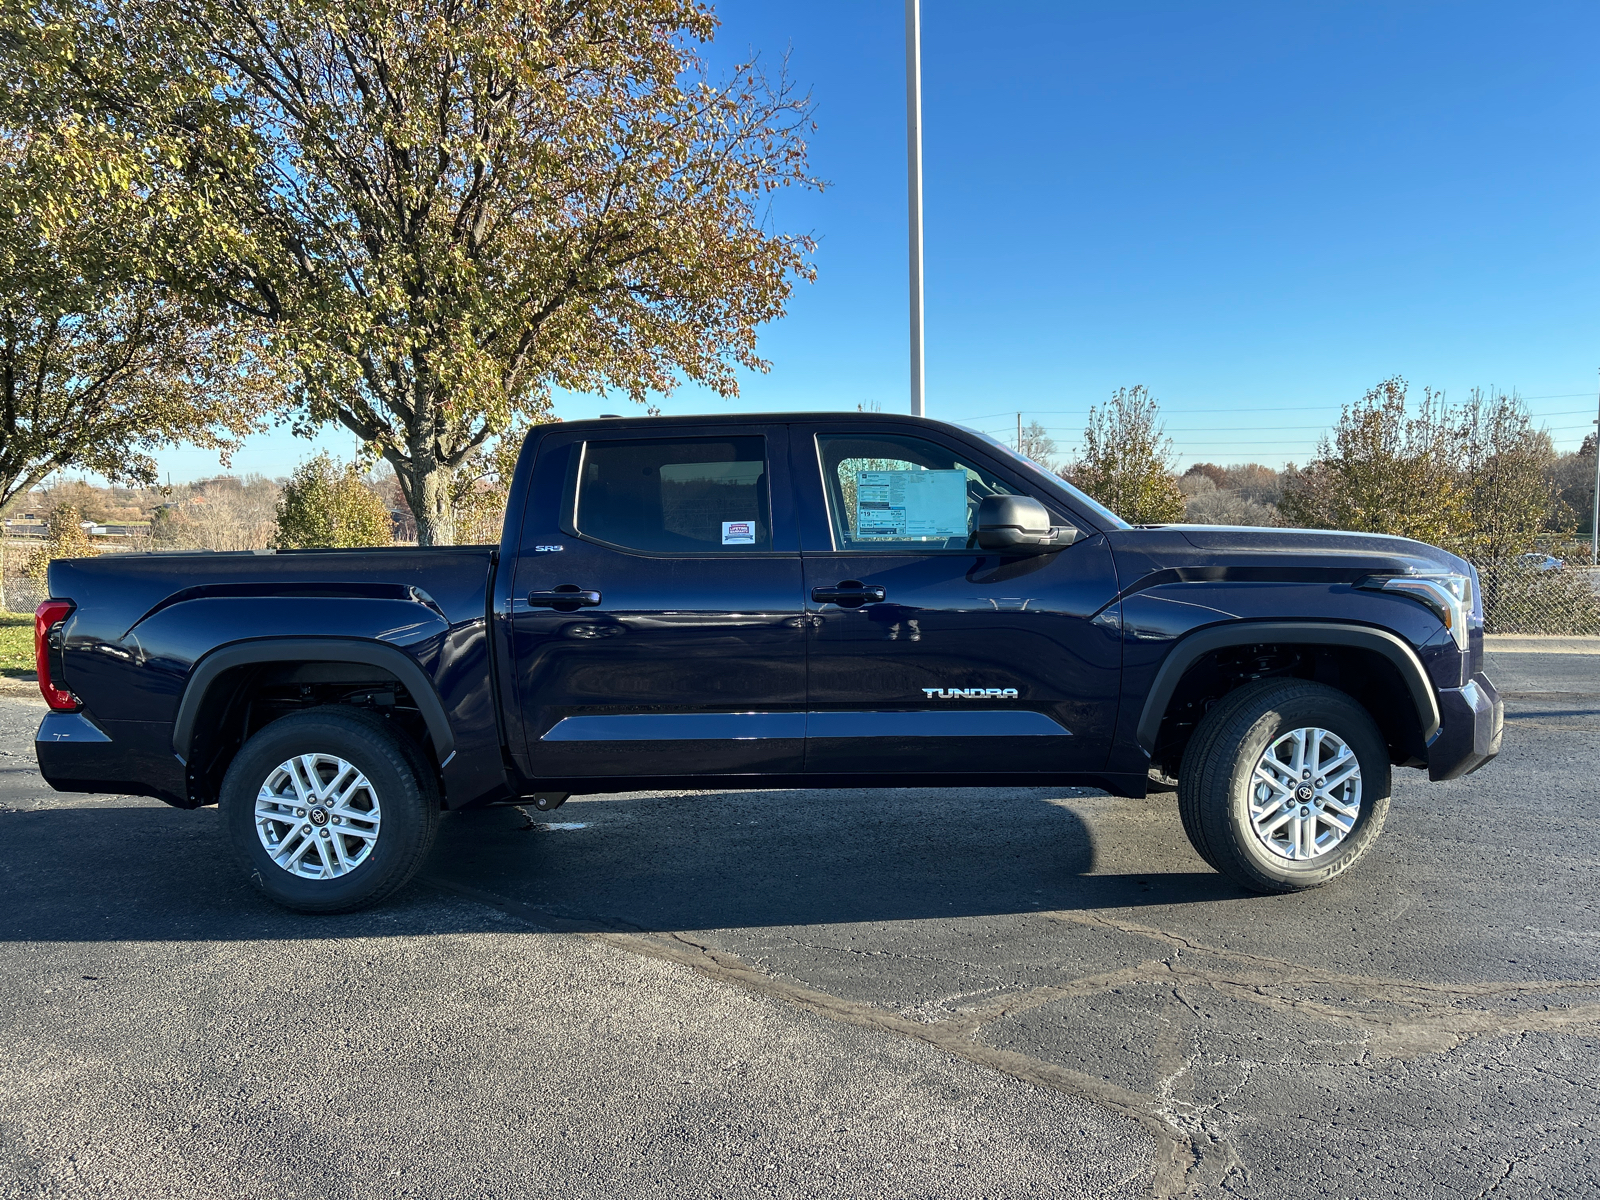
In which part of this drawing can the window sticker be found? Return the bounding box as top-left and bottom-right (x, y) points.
(854, 469), (967, 539)
(721, 520), (756, 545)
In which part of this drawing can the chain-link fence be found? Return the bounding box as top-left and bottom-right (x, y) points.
(1, 539), (48, 616)
(1472, 557), (1600, 635)
(3, 574), (47, 616)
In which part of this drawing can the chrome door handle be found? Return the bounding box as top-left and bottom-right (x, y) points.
(528, 586), (601, 608)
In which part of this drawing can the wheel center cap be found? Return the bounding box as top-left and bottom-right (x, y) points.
(309, 807), (330, 827)
(1295, 784), (1314, 801)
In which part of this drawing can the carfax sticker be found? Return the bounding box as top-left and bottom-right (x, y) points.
(722, 520), (756, 545)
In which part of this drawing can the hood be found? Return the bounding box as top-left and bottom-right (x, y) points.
(1105, 524), (1468, 583)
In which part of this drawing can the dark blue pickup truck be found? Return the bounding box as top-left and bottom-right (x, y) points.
(34, 413), (1503, 912)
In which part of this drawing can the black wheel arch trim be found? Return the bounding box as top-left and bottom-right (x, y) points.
(173, 637), (456, 764)
(1135, 621), (1441, 754)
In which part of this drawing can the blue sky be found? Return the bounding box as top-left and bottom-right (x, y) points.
(154, 0), (1600, 482)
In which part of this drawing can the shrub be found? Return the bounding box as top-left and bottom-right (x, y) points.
(1061, 386), (1186, 524)
(23, 505), (96, 581)
(273, 454), (393, 549)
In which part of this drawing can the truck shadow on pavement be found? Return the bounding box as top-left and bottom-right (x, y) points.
(426, 788), (1242, 934)
(0, 786), (1242, 942)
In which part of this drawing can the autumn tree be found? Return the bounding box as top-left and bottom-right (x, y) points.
(1457, 389), (1560, 560)
(1180, 475), (1279, 527)
(1278, 378), (1466, 546)
(152, 475), (282, 551)
(33, 479), (116, 525)
(0, 127), (271, 516)
(1219, 463), (1285, 506)
(1062, 386), (1186, 524)
(12, 0), (819, 544)
(1546, 431), (1595, 541)
(1182, 463), (1228, 490)
(1015, 421), (1057, 469)
(24, 504), (96, 582)
(449, 429), (536, 544)
(273, 454), (393, 549)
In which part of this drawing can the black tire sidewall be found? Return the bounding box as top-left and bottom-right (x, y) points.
(1206, 684), (1391, 891)
(220, 709), (435, 913)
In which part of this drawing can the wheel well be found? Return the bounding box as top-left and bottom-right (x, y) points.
(183, 661), (441, 807)
(1150, 643), (1429, 778)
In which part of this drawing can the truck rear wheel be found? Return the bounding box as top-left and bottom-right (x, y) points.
(1177, 679), (1390, 893)
(220, 708), (440, 913)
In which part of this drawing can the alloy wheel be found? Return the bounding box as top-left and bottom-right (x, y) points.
(1248, 726), (1362, 861)
(255, 753), (382, 879)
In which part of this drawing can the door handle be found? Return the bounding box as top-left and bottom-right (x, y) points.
(811, 580), (886, 607)
(528, 586), (602, 609)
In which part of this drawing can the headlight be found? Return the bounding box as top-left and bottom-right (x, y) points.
(1359, 572), (1473, 650)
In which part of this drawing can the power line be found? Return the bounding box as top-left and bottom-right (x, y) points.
(976, 417), (1600, 440)
(955, 395), (1600, 423)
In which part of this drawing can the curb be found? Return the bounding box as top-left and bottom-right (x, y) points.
(1484, 635), (1600, 655)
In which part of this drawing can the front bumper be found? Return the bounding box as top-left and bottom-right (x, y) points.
(1426, 672), (1503, 781)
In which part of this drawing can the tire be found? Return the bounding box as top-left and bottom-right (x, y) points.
(1175, 771), (1222, 871)
(220, 707), (440, 913)
(1177, 679), (1390, 893)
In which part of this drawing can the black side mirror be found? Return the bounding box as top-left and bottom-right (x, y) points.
(976, 495), (1078, 553)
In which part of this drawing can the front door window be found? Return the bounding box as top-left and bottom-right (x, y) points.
(816, 432), (1023, 552)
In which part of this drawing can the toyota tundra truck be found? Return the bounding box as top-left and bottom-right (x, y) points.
(33, 413), (1503, 912)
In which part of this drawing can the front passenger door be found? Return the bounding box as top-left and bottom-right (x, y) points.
(796, 427), (1122, 777)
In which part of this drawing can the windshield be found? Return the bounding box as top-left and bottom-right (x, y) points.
(959, 427), (1131, 530)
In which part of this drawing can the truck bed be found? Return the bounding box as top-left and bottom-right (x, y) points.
(41, 546), (504, 809)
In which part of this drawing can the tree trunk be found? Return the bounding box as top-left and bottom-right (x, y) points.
(397, 427), (455, 547)
(412, 463), (455, 546)
(394, 374), (457, 546)
(371, 428), (457, 546)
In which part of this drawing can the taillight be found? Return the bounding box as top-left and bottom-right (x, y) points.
(34, 599), (78, 711)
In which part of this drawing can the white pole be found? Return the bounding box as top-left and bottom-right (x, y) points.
(1590, 368), (1599, 566)
(906, 0), (925, 417)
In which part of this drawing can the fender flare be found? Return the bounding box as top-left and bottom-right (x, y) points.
(1135, 621), (1440, 754)
(172, 637), (455, 764)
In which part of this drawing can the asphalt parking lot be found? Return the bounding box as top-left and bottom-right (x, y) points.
(2, 647), (1597, 1199)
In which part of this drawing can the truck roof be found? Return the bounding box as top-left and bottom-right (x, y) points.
(546, 411), (967, 434)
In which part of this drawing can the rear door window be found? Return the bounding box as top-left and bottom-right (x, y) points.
(571, 436), (772, 554)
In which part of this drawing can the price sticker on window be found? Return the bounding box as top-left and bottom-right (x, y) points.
(855, 470), (967, 539)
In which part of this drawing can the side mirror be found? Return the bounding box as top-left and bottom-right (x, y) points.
(975, 495), (1079, 553)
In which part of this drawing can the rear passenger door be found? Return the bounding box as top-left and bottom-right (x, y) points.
(509, 424), (806, 780)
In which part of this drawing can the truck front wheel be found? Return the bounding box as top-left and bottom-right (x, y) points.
(220, 708), (440, 913)
(1177, 679), (1390, 893)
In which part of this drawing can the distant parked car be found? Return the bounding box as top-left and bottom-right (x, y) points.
(1518, 553), (1565, 572)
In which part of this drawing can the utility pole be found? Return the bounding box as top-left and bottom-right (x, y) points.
(1591, 368), (1599, 565)
(1017, 412), (1022, 451)
(905, 0), (925, 417)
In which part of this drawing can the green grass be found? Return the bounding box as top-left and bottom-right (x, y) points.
(0, 612), (34, 678)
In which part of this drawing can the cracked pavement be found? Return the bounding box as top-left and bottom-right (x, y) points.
(2, 647), (1598, 1197)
